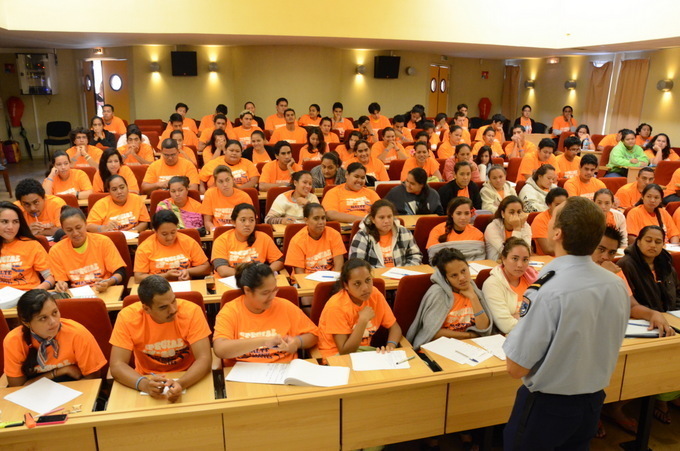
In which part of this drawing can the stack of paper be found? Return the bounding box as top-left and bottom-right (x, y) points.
(305, 271), (340, 282)
(0, 286), (26, 309)
(381, 268), (426, 280)
(121, 230), (139, 240)
(472, 335), (507, 360)
(468, 263), (493, 276)
(4, 378), (82, 415)
(421, 336), (493, 366)
(350, 350), (411, 371)
(625, 319), (660, 338)
(226, 360), (349, 387)
(218, 276), (239, 290)
(168, 281), (192, 292)
(69, 285), (97, 299)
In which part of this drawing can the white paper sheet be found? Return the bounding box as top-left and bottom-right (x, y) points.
(218, 276), (238, 290)
(625, 319), (660, 338)
(305, 271), (340, 282)
(225, 362), (290, 385)
(4, 378), (82, 415)
(350, 350), (411, 371)
(0, 286), (26, 309)
(121, 230), (139, 240)
(225, 360), (349, 387)
(664, 244), (680, 253)
(168, 281), (192, 292)
(472, 335), (507, 360)
(421, 336), (493, 366)
(69, 285), (96, 298)
(468, 262), (493, 276)
(381, 268), (426, 280)
(668, 310), (680, 319)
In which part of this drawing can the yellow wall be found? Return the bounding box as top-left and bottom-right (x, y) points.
(641, 47), (680, 141)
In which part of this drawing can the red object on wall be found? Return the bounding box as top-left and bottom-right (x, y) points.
(478, 97), (491, 120)
(7, 96), (24, 127)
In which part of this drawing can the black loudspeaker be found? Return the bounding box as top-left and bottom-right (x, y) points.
(374, 56), (400, 79)
(171, 51), (198, 76)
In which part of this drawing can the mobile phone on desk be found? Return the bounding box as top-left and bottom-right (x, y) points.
(36, 414), (68, 426)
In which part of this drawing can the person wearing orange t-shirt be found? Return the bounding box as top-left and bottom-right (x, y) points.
(198, 114), (237, 153)
(15, 178), (66, 236)
(213, 262), (318, 366)
(506, 125), (538, 159)
(391, 115), (414, 144)
(265, 97), (289, 132)
(318, 117), (340, 144)
(167, 130), (198, 167)
(456, 104), (470, 130)
(530, 187), (569, 256)
(200, 166), (253, 230)
(448, 112), (472, 142)
(169, 102), (198, 134)
(134, 210), (210, 282)
(242, 130), (275, 165)
(517, 138), (558, 182)
(49, 207), (127, 292)
(159, 113), (199, 149)
(513, 105), (535, 135)
(335, 131), (362, 162)
(554, 135), (582, 179)
(259, 141), (302, 192)
(438, 125), (468, 159)
(155, 176), (204, 229)
(626, 184), (680, 243)
(43, 151), (93, 200)
(644, 133), (678, 166)
(109, 275), (212, 401)
(343, 140), (389, 182)
(270, 109), (308, 144)
(93, 148), (139, 194)
(551, 105), (576, 136)
(322, 162), (381, 223)
(67, 127), (102, 169)
(318, 259), (401, 357)
(298, 104), (322, 127)
(426, 197), (485, 262)
(117, 129), (154, 166)
(331, 102), (355, 139)
(233, 111), (262, 147)
(564, 154), (606, 199)
(618, 167), (654, 209)
(367, 102), (392, 131)
(199, 104), (230, 134)
(635, 123), (653, 149)
(597, 131), (621, 151)
(400, 142), (442, 181)
(472, 127), (504, 158)
(285, 203), (345, 274)
(298, 128), (327, 164)
(211, 204), (283, 276)
(199, 141), (259, 191)
(102, 104), (127, 135)
(4, 290), (106, 386)
(86, 175), (150, 233)
(142, 139), (199, 195)
(475, 114), (506, 145)
(371, 127), (408, 164)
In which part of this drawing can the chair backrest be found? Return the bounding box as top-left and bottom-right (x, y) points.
(290, 143), (304, 163)
(673, 252), (680, 276)
(56, 194), (79, 208)
(138, 228), (202, 246)
(514, 180), (526, 194)
(597, 146), (615, 178)
(46, 121), (72, 138)
(87, 192), (109, 212)
(428, 181), (446, 192)
(310, 278), (386, 325)
(591, 134), (606, 148)
(35, 235), (51, 252)
(655, 161), (680, 186)
(0, 309), (10, 376)
(474, 268), (492, 289)
(123, 292), (206, 315)
(129, 165), (149, 189)
(527, 211), (540, 225)
(375, 182), (400, 198)
(55, 298), (112, 375)
(328, 142), (341, 153)
(392, 274), (433, 333)
(265, 186), (292, 215)
(302, 160), (321, 173)
(220, 286), (299, 308)
(470, 128), (478, 141)
(213, 224), (274, 242)
(97, 231), (133, 286)
(145, 131), (160, 150)
(666, 201), (680, 217)
(256, 162), (267, 174)
(241, 188), (260, 220)
(413, 216), (447, 265)
(387, 159), (406, 181)
(80, 166), (97, 183)
(149, 189), (201, 215)
(473, 214), (494, 233)
(557, 131), (574, 152)
(601, 177), (627, 196)
(506, 157), (523, 182)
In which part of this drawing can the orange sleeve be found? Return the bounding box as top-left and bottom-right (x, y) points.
(284, 233), (307, 269)
(564, 178), (578, 197)
(259, 162), (275, 184)
(517, 156), (536, 181)
(374, 292), (397, 329)
(321, 296), (354, 335)
(108, 307), (137, 351)
(626, 207), (644, 237)
(2, 327), (29, 377)
(180, 302), (212, 344)
(245, 159), (260, 178)
(210, 232), (228, 262)
(133, 238), (152, 273)
(71, 323), (107, 376)
(198, 159), (216, 183)
(321, 187), (340, 211)
(48, 242), (70, 282)
(663, 169), (680, 197)
(143, 162), (159, 183)
(531, 212), (549, 239)
(186, 237), (209, 266)
(86, 198), (109, 225)
(98, 234), (127, 274)
(329, 229), (347, 257)
(427, 223), (446, 248)
(136, 195), (151, 222)
(184, 160), (200, 185)
(663, 209), (680, 238)
(212, 301), (239, 340)
(76, 170), (93, 191)
(376, 163), (389, 181)
(400, 158), (416, 181)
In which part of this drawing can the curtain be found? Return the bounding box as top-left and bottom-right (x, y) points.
(582, 62), (612, 133)
(501, 65), (520, 120)
(609, 59), (649, 132)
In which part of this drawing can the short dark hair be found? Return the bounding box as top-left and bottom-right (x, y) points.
(393, 114), (406, 124)
(512, 125), (525, 133)
(532, 164), (556, 182)
(273, 140), (291, 156)
(491, 114), (506, 123)
(603, 224), (624, 248)
(161, 138), (178, 150)
(332, 102), (343, 110)
(346, 162), (366, 175)
(152, 209), (179, 230)
(104, 174), (126, 192)
(639, 167), (655, 176)
(553, 196), (605, 255)
(175, 102), (189, 111)
(309, 103), (320, 112)
(494, 195), (523, 220)
(103, 104), (114, 111)
(216, 104), (228, 115)
(60, 206), (86, 224)
(580, 154), (598, 167)
(368, 102), (381, 114)
(138, 275), (172, 307)
(432, 247), (467, 278)
(562, 105), (573, 113)
(235, 262), (274, 292)
(538, 138), (556, 150)
(213, 113), (227, 123)
(546, 187), (568, 205)
(284, 108), (295, 116)
(457, 104), (468, 110)
(435, 113), (447, 122)
(16, 178), (46, 201)
(276, 97), (288, 105)
(303, 202), (324, 218)
(170, 129), (184, 139)
(169, 113), (183, 123)
(564, 135), (581, 149)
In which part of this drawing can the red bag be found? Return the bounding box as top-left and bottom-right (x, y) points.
(2, 140), (21, 163)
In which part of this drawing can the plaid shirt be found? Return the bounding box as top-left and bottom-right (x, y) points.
(349, 222), (422, 267)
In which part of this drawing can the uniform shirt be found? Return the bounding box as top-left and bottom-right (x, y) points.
(626, 205), (680, 240)
(663, 168), (680, 198)
(503, 255), (629, 394)
(15, 195), (65, 229)
(564, 176), (607, 199)
(67, 145), (103, 168)
(211, 229), (283, 268)
(259, 161), (302, 185)
(400, 156), (440, 181)
(264, 114), (287, 131)
(199, 187), (253, 227)
(472, 140), (504, 157)
(0, 239), (49, 290)
(143, 158), (199, 186)
(109, 299), (211, 374)
(48, 233), (126, 287)
(199, 158), (259, 188)
(284, 227), (346, 273)
(322, 184), (380, 217)
(298, 114), (321, 127)
(505, 140), (538, 159)
(103, 116), (127, 135)
(232, 126), (262, 147)
(369, 115), (391, 131)
(92, 165), (139, 194)
(86, 194), (150, 231)
(158, 128), (199, 149)
(134, 232), (208, 274)
(48, 170), (93, 196)
(554, 155), (581, 179)
(270, 126), (308, 144)
(517, 152), (558, 182)
(342, 157), (389, 181)
(616, 182), (642, 209)
(370, 141), (406, 164)
(118, 143), (155, 166)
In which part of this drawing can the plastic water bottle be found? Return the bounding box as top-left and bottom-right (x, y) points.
(582, 138), (590, 150)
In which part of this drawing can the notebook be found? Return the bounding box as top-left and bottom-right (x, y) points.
(350, 350), (411, 371)
(625, 319), (660, 338)
(225, 360), (349, 387)
(0, 286), (25, 309)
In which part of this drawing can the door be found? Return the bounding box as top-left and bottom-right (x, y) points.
(81, 61), (96, 121)
(427, 65), (450, 117)
(101, 60), (130, 123)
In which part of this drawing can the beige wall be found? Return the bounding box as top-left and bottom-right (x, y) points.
(640, 47), (680, 141)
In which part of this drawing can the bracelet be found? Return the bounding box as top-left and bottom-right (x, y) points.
(108, 276), (117, 286)
(135, 376), (146, 391)
(473, 310), (485, 317)
(387, 340), (398, 347)
(85, 155), (91, 160)
(46, 177), (54, 182)
(296, 336), (303, 347)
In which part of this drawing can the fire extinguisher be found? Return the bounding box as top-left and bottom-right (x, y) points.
(478, 98), (491, 121)
(6, 96), (24, 127)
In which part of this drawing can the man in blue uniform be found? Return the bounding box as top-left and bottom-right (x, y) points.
(503, 196), (629, 450)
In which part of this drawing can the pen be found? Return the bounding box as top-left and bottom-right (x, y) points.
(40, 407), (64, 417)
(396, 355), (415, 365)
(455, 350), (479, 363)
(0, 421), (24, 428)
(319, 275), (336, 279)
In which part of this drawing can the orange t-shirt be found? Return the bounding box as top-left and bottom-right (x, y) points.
(199, 187), (253, 227)
(531, 210), (551, 240)
(371, 141), (406, 163)
(67, 145), (103, 168)
(163, 117), (199, 135)
(214, 296), (318, 365)
(265, 114), (287, 131)
(259, 161), (302, 184)
(369, 115), (392, 131)
(92, 165), (139, 194)
(284, 227), (346, 272)
(517, 153), (558, 182)
(86, 194), (150, 231)
(250, 149), (272, 165)
(118, 143), (155, 166)
(442, 128), (472, 146)
(644, 149), (680, 162)
(663, 168), (680, 198)
(617, 182), (642, 209)
(3, 319), (106, 378)
(47, 169), (93, 196)
(627, 205), (680, 240)
(199, 127), (237, 147)
(232, 126), (262, 147)
(442, 292), (475, 332)
(103, 116), (127, 135)
(552, 116), (576, 135)
(343, 156), (389, 181)
(400, 157), (440, 181)
(564, 176), (606, 199)
(520, 117), (533, 134)
(472, 140), (504, 157)
(109, 299), (211, 375)
(317, 287), (397, 357)
(15, 195), (65, 229)
(0, 239), (49, 290)
(298, 114), (321, 127)
(334, 144), (353, 162)
(505, 140), (538, 159)
(199, 114), (233, 132)
(158, 128), (198, 149)
(321, 184), (381, 217)
(597, 134), (618, 149)
(143, 158), (199, 186)
(636, 135), (651, 148)
(270, 126), (308, 144)
(211, 229), (283, 267)
(134, 232), (208, 274)
(426, 223), (484, 249)
(394, 127), (414, 144)
(554, 154), (581, 179)
(332, 118), (355, 138)
(323, 132), (340, 144)
(298, 146), (324, 164)
(199, 158), (259, 188)
(379, 231), (395, 267)
(437, 142), (456, 160)
(475, 125), (505, 144)
(48, 232), (126, 287)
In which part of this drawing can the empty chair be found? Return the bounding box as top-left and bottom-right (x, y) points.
(43, 121), (72, 162)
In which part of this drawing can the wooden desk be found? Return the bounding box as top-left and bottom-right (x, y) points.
(125, 234), (213, 246)
(1, 285), (124, 319)
(107, 371), (215, 411)
(78, 195), (148, 208)
(294, 264), (435, 297)
(271, 214), (433, 239)
(627, 166), (642, 183)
